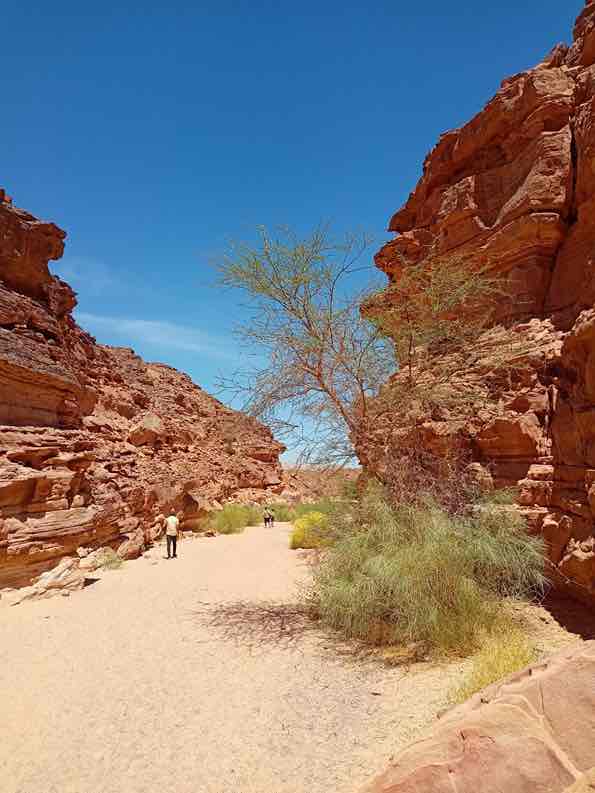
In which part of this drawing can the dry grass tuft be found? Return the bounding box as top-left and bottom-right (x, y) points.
(450, 623), (537, 703)
(97, 548), (124, 570)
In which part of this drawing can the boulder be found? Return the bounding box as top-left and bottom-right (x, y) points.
(361, 641), (595, 793)
(117, 529), (146, 560)
(2, 557), (85, 605)
(127, 413), (165, 446)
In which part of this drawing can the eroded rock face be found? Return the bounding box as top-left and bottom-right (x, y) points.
(0, 192), (284, 589)
(356, 2), (595, 604)
(360, 641), (595, 793)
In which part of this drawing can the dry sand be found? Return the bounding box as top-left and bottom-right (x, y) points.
(0, 522), (577, 793)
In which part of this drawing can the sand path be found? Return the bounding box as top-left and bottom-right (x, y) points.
(1, 522), (465, 793)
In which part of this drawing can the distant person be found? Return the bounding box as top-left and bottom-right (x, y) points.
(165, 511), (180, 558)
(269, 507), (275, 528)
(263, 507), (272, 528)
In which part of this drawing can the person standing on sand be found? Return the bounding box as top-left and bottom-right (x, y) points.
(164, 511), (180, 558)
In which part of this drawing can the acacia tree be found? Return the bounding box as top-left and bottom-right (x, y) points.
(215, 226), (392, 464)
(215, 226), (527, 467)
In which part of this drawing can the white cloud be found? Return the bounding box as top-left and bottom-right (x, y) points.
(76, 312), (237, 361)
(51, 257), (117, 297)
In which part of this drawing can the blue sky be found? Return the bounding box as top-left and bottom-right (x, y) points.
(3, 0), (583, 444)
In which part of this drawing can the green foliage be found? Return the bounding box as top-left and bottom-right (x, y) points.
(476, 488), (517, 506)
(204, 503), (262, 535)
(451, 625), (537, 703)
(269, 502), (295, 521)
(309, 485), (546, 655)
(97, 548), (124, 570)
(263, 499), (340, 526)
(290, 512), (330, 550)
(292, 498), (336, 520)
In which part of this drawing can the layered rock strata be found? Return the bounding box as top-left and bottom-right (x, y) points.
(356, 3), (595, 604)
(0, 191), (284, 589)
(361, 641), (595, 793)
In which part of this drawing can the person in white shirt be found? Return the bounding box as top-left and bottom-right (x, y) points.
(164, 511), (180, 558)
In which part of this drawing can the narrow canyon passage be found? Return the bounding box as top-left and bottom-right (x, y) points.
(0, 523), (462, 793)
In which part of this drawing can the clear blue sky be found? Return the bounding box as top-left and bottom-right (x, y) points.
(3, 1), (583, 427)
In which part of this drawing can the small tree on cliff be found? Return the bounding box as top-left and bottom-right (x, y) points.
(361, 252), (536, 508)
(366, 255), (508, 407)
(214, 225), (392, 464)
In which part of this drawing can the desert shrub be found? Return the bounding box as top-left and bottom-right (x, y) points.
(293, 498), (336, 520)
(340, 479), (359, 500)
(97, 548), (124, 570)
(451, 624), (537, 703)
(204, 503), (261, 534)
(290, 512), (330, 550)
(476, 488), (516, 506)
(459, 502), (546, 598)
(269, 502), (295, 521)
(309, 485), (546, 655)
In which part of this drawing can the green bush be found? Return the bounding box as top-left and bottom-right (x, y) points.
(290, 511), (330, 549)
(204, 503), (262, 534)
(269, 502), (295, 522)
(451, 624), (537, 703)
(293, 498), (336, 520)
(309, 485), (546, 655)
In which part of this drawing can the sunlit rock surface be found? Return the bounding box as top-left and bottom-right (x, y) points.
(0, 191), (284, 589)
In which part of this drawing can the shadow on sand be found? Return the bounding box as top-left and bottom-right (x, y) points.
(188, 600), (417, 667)
(189, 600), (318, 649)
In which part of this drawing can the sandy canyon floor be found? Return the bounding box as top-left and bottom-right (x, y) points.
(0, 522), (581, 793)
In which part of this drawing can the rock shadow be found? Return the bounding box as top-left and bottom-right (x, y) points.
(541, 592), (595, 640)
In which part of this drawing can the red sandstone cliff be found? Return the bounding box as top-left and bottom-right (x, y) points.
(356, 3), (595, 604)
(0, 192), (284, 589)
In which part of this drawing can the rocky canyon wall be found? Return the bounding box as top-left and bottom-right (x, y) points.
(0, 191), (284, 589)
(356, 2), (595, 604)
